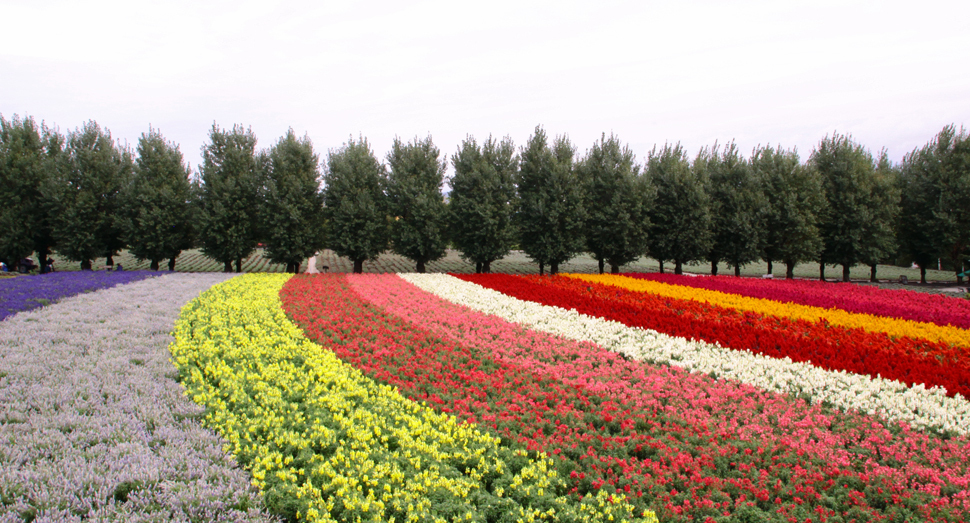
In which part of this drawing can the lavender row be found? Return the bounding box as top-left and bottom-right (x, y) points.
(0, 273), (278, 522)
(0, 271), (161, 322)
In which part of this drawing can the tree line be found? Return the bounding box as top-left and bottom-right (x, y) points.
(1, 116), (968, 284)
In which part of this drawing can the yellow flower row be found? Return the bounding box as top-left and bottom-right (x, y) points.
(170, 274), (655, 523)
(565, 274), (970, 348)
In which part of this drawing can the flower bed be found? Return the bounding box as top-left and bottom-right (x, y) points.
(628, 272), (970, 329)
(0, 270), (159, 321)
(279, 273), (970, 522)
(553, 274), (970, 398)
(172, 273), (644, 522)
(0, 273), (272, 521)
(566, 274), (970, 348)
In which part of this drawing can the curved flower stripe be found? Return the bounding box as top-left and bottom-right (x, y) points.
(0, 270), (159, 321)
(281, 274), (653, 523)
(627, 272), (970, 330)
(354, 274), (970, 521)
(533, 274), (970, 398)
(170, 274), (641, 523)
(429, 273), (970, 437)
(565, 274), (970, 349)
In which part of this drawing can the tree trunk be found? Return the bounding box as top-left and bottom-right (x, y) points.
(81, 259), (92, 271)
(150, 259), (160, 271)
(766, 259), (773, 275)
(235, 258), (242, 273)
(842, 264), (850, 282)
(610, 263), (620, 274)
(598, 258), (605, 275)
(539, 262), (544, 276)
(819, 263), (825, 281)
(168, 257), (177, 271)
(353, 258), (363, 274)
(734, 265), (741, 277)
(958, 264), (965, 285)
(869, 264), (878, 283)
(786, 261), (795, 280)
(550, 262), (559, 275)
(711, 261), (718, 276)
(416, 260), (426, 273)
(920, 265), (926, 284)
(106, 254), (114, 266)
(475, 261), (482, 274)
(224, 261), (233, 273)
(38, 252), (49, 274)
(674, 260), (683, 275)
(483, 260), (491, 273)
(658, 260), (664, 274)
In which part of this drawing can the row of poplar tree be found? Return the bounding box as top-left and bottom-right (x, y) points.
(1, 115), (968, 283)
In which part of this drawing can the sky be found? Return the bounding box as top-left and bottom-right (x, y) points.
(2, 0), (968, 178)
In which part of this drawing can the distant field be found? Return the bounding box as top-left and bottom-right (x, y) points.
(30, 248), (968, 294)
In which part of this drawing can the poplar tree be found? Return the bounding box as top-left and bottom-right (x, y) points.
(0, 114), (49, 271)
(121, 127), (194, 271)
(323, 136), (389, 273)
(385, 135), (447, 273)
(646, 143), (712, 274)
(579, 133), (652, 274)
(754, 145), (825, 279)
(197, 123), (261, 273)
(900, 125), (970, 284)
(55, 121), (131, 270)
(261, 129), (326, 273)
(859, 151), (901, 282)
(515, 126), (585, 275)
(812, 133), (893, 282)
(701, 142), (765, 276)
(448, 135), (518, 273)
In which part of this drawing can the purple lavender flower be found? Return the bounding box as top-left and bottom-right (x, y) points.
(0, 271), (159, 321)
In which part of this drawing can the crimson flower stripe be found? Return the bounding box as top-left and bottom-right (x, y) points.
(456, 273), (970, 399)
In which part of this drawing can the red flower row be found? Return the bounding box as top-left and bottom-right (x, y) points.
(457, 273), (970, 398)
(627, 273), (970, 330)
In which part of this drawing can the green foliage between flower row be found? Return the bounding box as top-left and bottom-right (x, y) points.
(169, 273), (653, 523)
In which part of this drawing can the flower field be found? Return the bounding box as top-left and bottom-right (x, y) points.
(3, 271), (970, 522)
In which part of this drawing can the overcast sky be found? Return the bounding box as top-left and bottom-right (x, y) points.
(2, 0), (968, 177)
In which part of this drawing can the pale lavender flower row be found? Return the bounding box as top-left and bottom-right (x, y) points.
(0, 271), (160, 322)
(0, 273), (279, 522)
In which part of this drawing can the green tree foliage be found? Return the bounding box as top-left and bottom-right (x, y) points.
(385, 136), (448, 273)
(700, 142), (765, 276)
(197, 123), (261, 273)
(120, 127), (194, 271)
(900, 125), (970, 284)
(859, 150), (901, 282)
(0, 114), (55, 272)
(448, 135), (518, 273)
(646, 143), (712, 275)
(323, 136), (389, 274)
(515, 126), (585, 275)
(753, 145), (825, 279)
(55, 121), (132, 270)
(260, 129), (326, 273)
(812, 133), (894, 282)
(578, 133), (652, 274)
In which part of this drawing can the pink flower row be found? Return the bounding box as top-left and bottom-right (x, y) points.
(628, 273), (970, 329)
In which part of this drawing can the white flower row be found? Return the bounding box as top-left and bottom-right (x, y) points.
(401, 273), (970, 436)
(0, 273), (277, 522)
